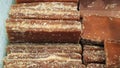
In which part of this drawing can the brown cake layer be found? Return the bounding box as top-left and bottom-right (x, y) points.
(105, 40), (120, 68)
(82, 16), (120, 42)
(6, 19), (81, 43)
(16, 0), (79, 3)
(9, 2), (80, 20)
(80, 0), (120, 18)
(7, 53), (81, 59)
(87, 63), (105, 68)
(83, 45), (105, 63)
(7, 43), (82, 54)
(83, 50), (105, 63)
(4, 59), (85, 68)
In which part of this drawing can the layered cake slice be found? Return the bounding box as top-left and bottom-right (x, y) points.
(5, 53), (83, 68)
(7, 43), (82, 54)
(7, 53), (81, 59)
(9, 2), (80, 20)
(4, 57), (85, 68)
(83, 45), (105, 63)
(6, 19), (81, 43)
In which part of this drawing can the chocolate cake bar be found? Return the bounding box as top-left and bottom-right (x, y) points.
(82, 16), (120, 43)
(9, 2), (80, 20)
(105, 40), (120, 68)
(83, 45), (105, 63)
(80, 0), (120, 18)
(16, 0), (79, 3)
(87, 63), (105, 68)
(7, 53), (81, 59)
(7, 43), (82, 54)
(4, 59), (85, 68)
(6, 19), (81, 43)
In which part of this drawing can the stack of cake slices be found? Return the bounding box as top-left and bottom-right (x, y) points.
(4, 0), (85, 68)
(4, 0), (120, 68)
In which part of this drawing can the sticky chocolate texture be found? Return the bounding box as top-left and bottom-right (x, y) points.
(83, 45), (105, 63)
(87, 63), (105, 68)
(82, 16), (120, 42)
(105, 40), (120, 68)
(16, 0), (79, 3)
(6, 19), (81, 43)
(80, 0), (120, 18)
(7, 43), (82, 54)
(7, 53), (82, 59)
(4, 59), (86, 68)
(9, 2), (80, 20)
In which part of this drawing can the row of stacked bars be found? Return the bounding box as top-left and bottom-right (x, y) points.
(4, 0), (85, 68)
(4, 0), (120, 68)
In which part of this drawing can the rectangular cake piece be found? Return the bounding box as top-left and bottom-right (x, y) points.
(9, 2), (80, 20)
(82, 16), (109, 42)
(87, 63), (105, 68)
(16, 0), (79, 3)
(105, 40), (120, 68)
(83, 45), (105, 63)
(83, 50), (105, 64)
(7, 43), (82, 54)
(82, 16), (120, 43)
(6, 19), (81, 43)
(4, 59), (85, 68)
(7, 53), (81, 59)
(80, 0), (120, 18)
